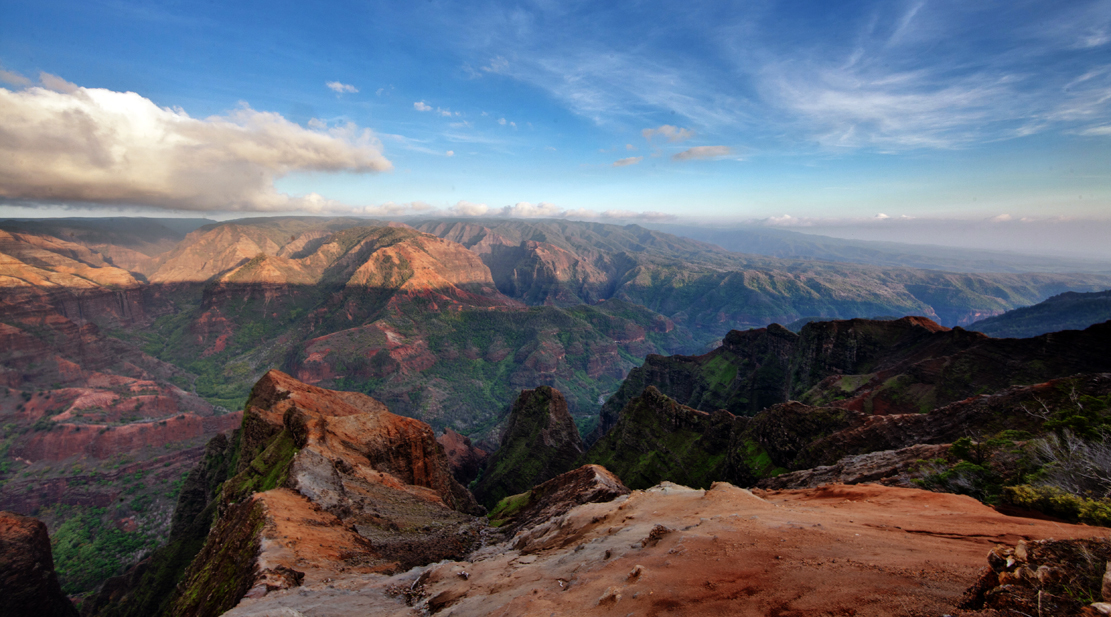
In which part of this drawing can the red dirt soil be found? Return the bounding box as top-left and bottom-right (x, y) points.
(227, 482), (1111, 617)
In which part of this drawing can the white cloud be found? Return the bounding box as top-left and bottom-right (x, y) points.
(450, 200), (489, 216)
(875, 213), (890, 219)
(991, 214), (1013, 222)
(500, 201), (562, 218)
(446, 150), (455, 157)
(483, 56), (509, 74)
(326, 81), (358, 94)
(613, 156), (642, 167)
(0, 65), (30, 86)
(600, 210), (675, 222)
(498, 117), (507, 125)
(0, 80), (392, 212)
(357, 201), (432, 216)
(626, 143), (636, 151)
(40, 72), (78, 94)
(1080, 124), (1111, 136)
(642, 125), (695, 142)
(414, 100), (459, 117)
(672, 145), (732, 160)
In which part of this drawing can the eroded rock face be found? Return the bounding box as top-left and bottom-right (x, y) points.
(491, 464), (630, 536)
(473, 386), (585, 508)
(584, 386), (859, 490)
(590, 317), (1111, 447)
(0, 511), (78, 617)
(586, 386), (736, 490)
(168, 371), (485, 617)
(757, 443), (951, 490)
(437, 428), (489, 486)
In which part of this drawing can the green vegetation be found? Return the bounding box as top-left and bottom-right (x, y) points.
(1003, 485), (1111, 526)
(968, 289), (1111, 339)
(49, 506), (160, 595)
(487, 491), (532, 527)
(222, 430), (298, 504)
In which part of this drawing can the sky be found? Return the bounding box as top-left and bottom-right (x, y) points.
(1, 0), (1110, 256)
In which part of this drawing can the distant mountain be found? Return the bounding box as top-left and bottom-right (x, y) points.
(967, 289), (1111, 338)
(414, 218), (1111, 329)
(647, 223), (1111, 274)
(0, 217), (215, 276)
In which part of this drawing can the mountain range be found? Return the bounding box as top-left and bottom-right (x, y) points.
(3, 215), (1111, 604)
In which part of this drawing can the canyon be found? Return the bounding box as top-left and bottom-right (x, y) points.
(3, 215), (1111, 606)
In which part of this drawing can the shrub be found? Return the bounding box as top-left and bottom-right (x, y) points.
(1032, 430), (1111, 499)
(1003, 484), (1111, 527)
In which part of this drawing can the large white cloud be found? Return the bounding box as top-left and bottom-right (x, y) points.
(0, 77), (392, 211)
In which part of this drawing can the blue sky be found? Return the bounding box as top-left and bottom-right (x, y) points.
(1, 0), (1109, 249)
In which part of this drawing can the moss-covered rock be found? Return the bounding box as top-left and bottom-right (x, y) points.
(473, 386), (585, 508)
(584, 387), (733, 490)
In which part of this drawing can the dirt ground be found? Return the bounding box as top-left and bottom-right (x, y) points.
(226, 482), (1110, 617)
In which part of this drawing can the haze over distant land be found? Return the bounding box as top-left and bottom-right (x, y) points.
(0, 1), (1108, 259)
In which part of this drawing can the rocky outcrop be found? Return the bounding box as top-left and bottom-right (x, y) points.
(585, 386), (735, 490)
(221, 482), (1111, 617)
(587, 368), (1111, 493)
(756, 443), (950, 490)
(0, 511), (78, 617)
(588, 324), (797, 443)
(584, 386), (864, 490)
(165, 371), (484, 617)
(437, 428), (489, 486)
(488, 464), (629, 535)
(473, 386), (585, 508)
(959, 538), (1111, 616)
(593, 317), (1111, 448)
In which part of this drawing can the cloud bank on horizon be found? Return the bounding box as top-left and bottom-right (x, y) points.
(0, 0), (1108, 231)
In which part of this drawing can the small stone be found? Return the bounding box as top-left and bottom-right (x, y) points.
(987, 546), (1009, 572)
(1036, 565), (1062, 585)
(1103, 562), (1111, 602)
(1090, 602), (1111, 616)
(598, 586), (622, 605)
(628, 564), (646, 581)
(1014, 540), (1028, 562)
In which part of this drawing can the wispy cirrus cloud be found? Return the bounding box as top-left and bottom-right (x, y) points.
(672, 146), (732, 160)
(0, 76), (391, 212)
(613, 156), (642, 167)
(445, 1), (1111, 151)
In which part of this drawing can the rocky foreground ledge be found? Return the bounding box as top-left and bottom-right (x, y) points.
(223, 480), (1109, 617)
